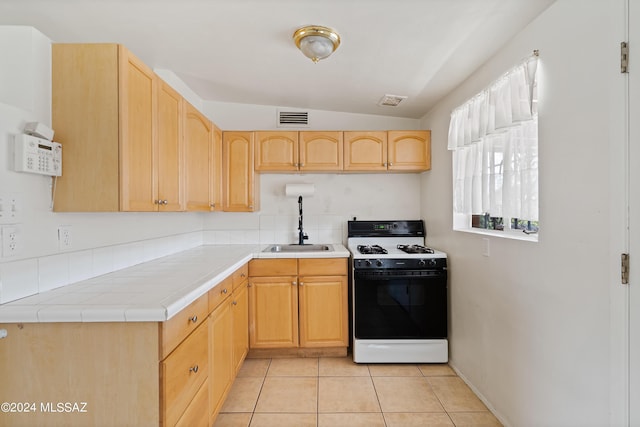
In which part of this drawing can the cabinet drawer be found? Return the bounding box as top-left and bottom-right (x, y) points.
(161, 294), (209, 358)
(161, 321), (208, 427)
(231, 263), (248, 290)
(249, 258), (297, 276)
(298, 258), (347, 276)
(208, 276), (233, 312)
(175, 379), (209, 427)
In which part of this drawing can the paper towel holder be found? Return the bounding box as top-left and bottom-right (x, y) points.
(285, 183), (315, 197)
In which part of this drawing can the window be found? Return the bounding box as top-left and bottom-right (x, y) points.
(448, 53), (539, 240)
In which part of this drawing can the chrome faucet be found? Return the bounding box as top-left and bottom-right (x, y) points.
(297, 196), (309, 245)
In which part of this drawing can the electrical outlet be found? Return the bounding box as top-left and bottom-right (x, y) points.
(1, 225), (21, 257)
(58, 225), (72, 250)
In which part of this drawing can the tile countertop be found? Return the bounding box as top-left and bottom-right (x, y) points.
(0, 243), (350, 324)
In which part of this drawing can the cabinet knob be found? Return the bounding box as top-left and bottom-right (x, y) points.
(240, 273), (246, 278)
(163, 200), (169, 205)
(189, 365), (199, 373)
(210, 203), (216, 208)
(249, 205), (254, 210)
(292, 281), (297, 286)
(154, 199), (160, 205)
(232, 301), (238, 305)
(189, 315), (198, 323)
(299, 282), (304, 286)
(222, 288), (228, 294)
(382, 162), (387, 167)
(389, 162), (393, 166)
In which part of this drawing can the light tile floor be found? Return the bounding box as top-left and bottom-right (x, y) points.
(213, 357), (502, 427)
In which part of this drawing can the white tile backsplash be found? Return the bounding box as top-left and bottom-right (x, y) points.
(0, 258), (39, 303)
(38, 253), (70, 293)
(0, 232), (205, 305)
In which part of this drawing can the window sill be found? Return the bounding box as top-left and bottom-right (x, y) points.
(453, 226), (539, 242)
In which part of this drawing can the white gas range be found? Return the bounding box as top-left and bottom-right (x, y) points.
(347, 220), (448, 364)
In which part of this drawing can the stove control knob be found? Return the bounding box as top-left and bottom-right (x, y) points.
(375, 260), (383, 267)
(418, 259), (427, 267)
(428, 259), (438, 267)
(365, 260), (372, 267)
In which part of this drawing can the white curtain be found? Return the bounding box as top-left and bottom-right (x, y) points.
(449, 55), (538, 222)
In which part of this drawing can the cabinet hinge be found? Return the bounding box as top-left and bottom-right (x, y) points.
(621, 253), (629, 284)
(621, 42), (629, 73)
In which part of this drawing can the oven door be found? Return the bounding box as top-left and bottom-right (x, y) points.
(353, 269), (447, 339)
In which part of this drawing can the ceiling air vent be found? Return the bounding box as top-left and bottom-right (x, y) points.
(277, 110), (309, 128)
(378, 94), (407, 107)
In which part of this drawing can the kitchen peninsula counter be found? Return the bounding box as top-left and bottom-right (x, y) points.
(0, 244), (350, 323)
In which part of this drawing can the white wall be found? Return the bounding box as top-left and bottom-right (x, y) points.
(202, 100), (421, 131)
(420, 1), (623, 426)
(202, 173), (423, 246)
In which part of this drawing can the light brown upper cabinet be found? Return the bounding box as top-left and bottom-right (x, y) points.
(343, 131), (388, 171)
(209, 125), (224, 211)
(52, 44), (171, 211)
(222, 132), (260, 212)
(299, 131), (343, 171)
(255, 131), (343, 172)
(184, 102), (213, 211)
(254, 131), (299, 172)
(387, 130), (431, 171)
(157, 80), (185, 211)
(344, 130), (431, 172)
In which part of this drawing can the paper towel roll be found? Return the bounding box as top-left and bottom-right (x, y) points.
(285, 183), (315, 197)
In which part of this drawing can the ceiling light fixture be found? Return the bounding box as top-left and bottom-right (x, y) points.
(293, 25), (341, 63)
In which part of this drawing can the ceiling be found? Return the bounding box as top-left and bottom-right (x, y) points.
(0, 0), (555, 119)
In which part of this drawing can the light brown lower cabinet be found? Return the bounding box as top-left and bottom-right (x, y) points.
(0, 263), (250, 427)
(248, 258), (348, 351)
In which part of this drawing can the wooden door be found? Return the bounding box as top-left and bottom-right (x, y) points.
(119, 46), (157, 211)
(298, 275), (348, 347)
(223, 131), (258, 211)
(249, 276), (299, 348)
(209, 125), (223, 211)
(157, 80), (184, 211)
(255, 131), (299, 171)
(299, 131), (343, 171)
(232, 281), (249, 373)
(209, 299), (233, 419)
(387, 130), (431, 171)
(343, 131), (388, 171)
(184, 103), (212, 211)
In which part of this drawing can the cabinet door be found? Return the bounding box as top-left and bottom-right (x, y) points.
(298, 275), (348, 347)
(255, 131), (299, 171)
(209, 299), (233, 419)
(119, 46), (158, 211)
(299, 131), (343, 171)
(232, 281), (249, 373)
(343, 131), (388, 171)
(175, 379), (209, 427)
(161, 321), (208, 427)
(387, 130), (431, 171)
(184, 102), (213, 211)
(209, 125), (224, 211)
(223, 131), (259, 211)
(157, 80), (185, 211)
(249, 276), (299, 348)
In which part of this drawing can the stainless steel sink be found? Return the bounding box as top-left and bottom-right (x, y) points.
(263, 244), (333, 253)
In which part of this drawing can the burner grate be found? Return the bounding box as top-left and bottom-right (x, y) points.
(357, 245), (388, 255)
(396, 244), (435, 254)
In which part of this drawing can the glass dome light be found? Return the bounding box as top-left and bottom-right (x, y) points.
(293, 26), (341, 63)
